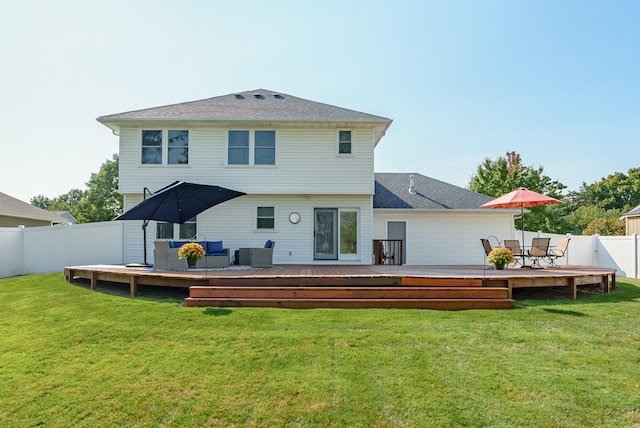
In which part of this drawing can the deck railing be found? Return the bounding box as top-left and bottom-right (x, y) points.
(373, 239), (403, 265)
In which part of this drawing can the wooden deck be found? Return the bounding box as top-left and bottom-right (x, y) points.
(64, 264), (616, 310)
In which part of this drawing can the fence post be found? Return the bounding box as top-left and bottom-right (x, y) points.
(634, 234), (639, 279)
(18, 225), (26, 275)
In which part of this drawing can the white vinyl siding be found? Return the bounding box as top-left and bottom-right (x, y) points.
(373, 210), (515, 265)
(121, 193), (372, 265)
(118, 127), (374, 195)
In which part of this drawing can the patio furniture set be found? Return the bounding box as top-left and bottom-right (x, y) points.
(153, 239), (275, 270)
(482, 237), (570, 269)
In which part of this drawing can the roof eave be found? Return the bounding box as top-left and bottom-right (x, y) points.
(373, 208), (523, 213)
(0, 211), (61, 223)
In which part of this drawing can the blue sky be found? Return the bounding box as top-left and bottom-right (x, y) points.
(1, 0), (638, 202)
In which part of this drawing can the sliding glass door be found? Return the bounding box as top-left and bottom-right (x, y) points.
(314, 208), (359, 261)
(314, 209), (337, 260)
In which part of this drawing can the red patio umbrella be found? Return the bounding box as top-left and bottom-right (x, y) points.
(481, 187), (561, 265)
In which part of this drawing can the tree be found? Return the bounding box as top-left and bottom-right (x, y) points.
(468, 151), (566, 232)
(31, 155), (122, 223)
(583, 217), (626, 236)
(73, 154), (123, 223)
(583, 168), (640, 212)
(31, 189), (86, 212)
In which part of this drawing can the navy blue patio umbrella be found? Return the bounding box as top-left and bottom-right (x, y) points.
(115, 181), (246, 266)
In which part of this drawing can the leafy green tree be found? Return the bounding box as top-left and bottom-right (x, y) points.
(31, 189), (86, 212)
(30, 155), (122, 223)
(583, 168), (640, 212)
(583, 217), (626, 236)
(73, 154), (123, 223)
(468, 151), (566, 233)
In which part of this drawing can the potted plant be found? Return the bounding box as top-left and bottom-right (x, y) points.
(178, 242), (205, 268)
(487, 247), (515, 270)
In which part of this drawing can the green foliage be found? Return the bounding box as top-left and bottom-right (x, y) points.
(31, 189), (86, 212)
(2, 274), (640, 427)
(30, 154), (122, 223)
(469, 153), (639, 235)
(468, 151), (566, 199)
(468, 151), (566, 232)
(583, 217), (626, 236)
(583, 167), (640, 212)
(72, 154), (123, 223)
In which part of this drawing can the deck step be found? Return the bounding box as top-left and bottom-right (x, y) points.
(184, 297), (515, 310)
(189, 286), (509, 300)
(208, 277), (401, 287)
(401, 278), (483, 287)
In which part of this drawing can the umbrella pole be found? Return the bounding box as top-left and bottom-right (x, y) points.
(142, 220), (149, 266)
(520, 206), (527, 267)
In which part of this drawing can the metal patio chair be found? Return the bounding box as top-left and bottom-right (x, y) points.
(527, 238), (550, 269)
(546, 237), (570, 268)
(503, 239), (525, 267)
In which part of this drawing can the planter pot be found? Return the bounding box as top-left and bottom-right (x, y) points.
(187, 258), (198, 268)
(495, 263), (505, 270)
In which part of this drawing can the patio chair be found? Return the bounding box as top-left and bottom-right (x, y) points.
(527, 237), (550, 269)
(503, 239), (524, 267)
(239, 240), (276, 268)
(546, 237), (570, 268)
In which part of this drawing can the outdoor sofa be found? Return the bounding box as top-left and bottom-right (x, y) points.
(153, 240), (230, 270)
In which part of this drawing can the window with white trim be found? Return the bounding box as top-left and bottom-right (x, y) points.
(255, 131), (275, 165)
(168, 130), (189, 164)
(141, 129), (189, 165)
(338, 130), (352, 155)
(142, 130), (163, 164)
(257, 206), (275, 229)
(228, 130), (275, 165)
(156, 218), (197, 240)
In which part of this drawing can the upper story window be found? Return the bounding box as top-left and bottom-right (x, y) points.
(141, 130), (189, 165)
(168, 130), (189, 164)
(228, 130), (275, 165)
(255, 131), (275, 165)
(142, 130), (162, 164)
(228, 131), (249, 165)
(338, 130), (352, 155)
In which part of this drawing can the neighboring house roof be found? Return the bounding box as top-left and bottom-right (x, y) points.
(51, 211), (77, 224)
(0, 192), (67, 224)
(97, 89), (393, 145)
(373, 173), (495, 210)
(622, 204), (640, 218)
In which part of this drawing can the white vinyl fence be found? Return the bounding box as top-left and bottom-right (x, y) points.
(522, 231), (639, 279)
(0, 222), (124, 278)
(0, 222), (638, 279)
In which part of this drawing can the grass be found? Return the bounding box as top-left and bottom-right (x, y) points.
(1, 274), (640, 427)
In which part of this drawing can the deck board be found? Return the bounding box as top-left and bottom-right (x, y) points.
(64, 263), (616, 310)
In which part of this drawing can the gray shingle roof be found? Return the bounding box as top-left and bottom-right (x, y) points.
(623, 204), (640, 217)
(373, 173), (494, 209)
(98, 89), (392, 124)
(0, 192), (67, 223)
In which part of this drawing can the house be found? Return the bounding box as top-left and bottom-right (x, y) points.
(621, 204), (640, 235)
(0, 192), (69, 227)
(98, 89), (514, 265)
(373, 173), (514, 265)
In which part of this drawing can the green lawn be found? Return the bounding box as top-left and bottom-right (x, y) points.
(1, 273), (639, 427)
